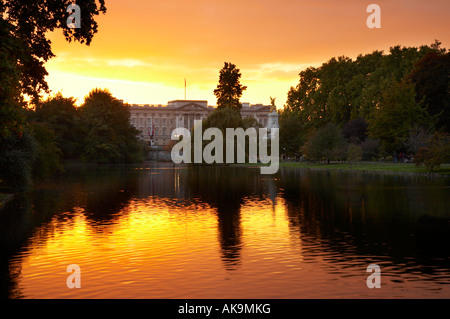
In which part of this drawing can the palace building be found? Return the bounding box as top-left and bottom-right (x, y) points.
(128, 100), (272, 146)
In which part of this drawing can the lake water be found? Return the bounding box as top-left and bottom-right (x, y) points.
(1, 163), (449, 298)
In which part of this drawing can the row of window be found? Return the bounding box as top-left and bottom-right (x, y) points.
(131, 115), (267, 127)
(138, 126), (174, 136)
(131, 118), (175, 125)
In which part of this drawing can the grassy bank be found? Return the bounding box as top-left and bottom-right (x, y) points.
(241, 162), (450, 176)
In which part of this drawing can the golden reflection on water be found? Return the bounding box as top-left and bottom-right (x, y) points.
(11, 194), (307, 298)
(6, 166), (450, 299)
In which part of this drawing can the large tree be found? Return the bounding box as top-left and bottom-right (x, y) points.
(34, 93), (80, 159)
(1, 0), (107, 101)
(214, 62), (247, 111)
(78, 89), (143, 163)
(368, 81), (432, 153)
(410, 51), (450, 133)
(0, 0), (106, 143)
(1, 1), (106, 190)
(305, 123), (347, 164)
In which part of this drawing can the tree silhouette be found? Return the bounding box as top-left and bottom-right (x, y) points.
(214, 62), (247, 111)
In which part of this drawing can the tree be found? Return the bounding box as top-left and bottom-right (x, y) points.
(404, 125), (433, 154)
(285, 42), (445, 134)
(368, 80), (432, 153)
(1, 0), (107, 102)
(0, 129), (36, 191)
(30, 122), (63, 180)
(410, 51), (450, 132)
(415, 133), (450, 172)
(78, 89), (143, 163)
(342, 117), (368, 144)
(195, 107), (260, 164)
(214, 62), (247, 111)
(305, 123), (347, 164)
(0, 17), (25, 140)
(0, 1), (107, 190)
(279, 109), (306, 156)
(34, 93), (81, 159)
(347, 144), (363, 162)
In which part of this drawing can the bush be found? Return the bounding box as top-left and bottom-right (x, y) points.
(361, 139), (380, 160)
(0, 131), (36, 191)
(347, 144), (363, 162)
(31, 123), (63, 179)
(414, 133), (450, 172)
(305, 123), (347, 163)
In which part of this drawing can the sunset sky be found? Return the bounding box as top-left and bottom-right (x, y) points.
(45, 0), (450, 107)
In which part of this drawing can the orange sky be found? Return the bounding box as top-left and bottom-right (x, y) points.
(45, 0), (450, 107)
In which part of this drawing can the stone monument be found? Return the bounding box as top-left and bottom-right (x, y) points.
(267, 105), (279, 140)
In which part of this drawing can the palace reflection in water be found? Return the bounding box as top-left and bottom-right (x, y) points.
(0, 163), (449, 298)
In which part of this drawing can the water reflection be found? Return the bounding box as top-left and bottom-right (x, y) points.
(277, 169), (450, 274)
(0, 163), (449, 298)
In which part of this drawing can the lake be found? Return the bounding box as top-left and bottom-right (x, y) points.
(1, 162), (449, 298)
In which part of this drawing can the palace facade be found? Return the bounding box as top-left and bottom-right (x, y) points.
(128, 100), (272, 146)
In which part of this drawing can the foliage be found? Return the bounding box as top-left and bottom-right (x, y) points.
(360, 139), (380, 161)
(279, 109), (306, 156)
(203, 107), (243, 130)
(409, 50), (450, 132)
(415, 133), (450, 172)
(0, 0), (107, 191)
(0, 18), (25, 140)
(347, 144), (363, 162)
(30, 122), (64, 180)
(78, 89), (143, 164)
(241, 117), (261, 130)
(0, 130), (36, 191)
(214, 62), (247, 110)
(193, 108), (259, 163)
(0, 0), (107, 101)
(342, 117), (368, 144)
(283, 41), (447, 157)
(368, 80), (432, 153)
(34, 93), (81, 158)
(305, 123), (347, 163)
(404, 126), (433, 154)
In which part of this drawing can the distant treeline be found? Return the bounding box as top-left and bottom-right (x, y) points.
(280, 40), (450, 170)
(0, 89), (146, 191)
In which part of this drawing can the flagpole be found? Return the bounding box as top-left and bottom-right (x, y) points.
(184, 78), (186, 100)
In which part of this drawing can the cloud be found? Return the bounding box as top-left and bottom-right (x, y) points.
(106, 59), (152, 67)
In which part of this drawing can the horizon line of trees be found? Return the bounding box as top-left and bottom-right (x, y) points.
(1, 1), (111, 191)
(279, 40), (450, 171)
(0, 88), (146, 192)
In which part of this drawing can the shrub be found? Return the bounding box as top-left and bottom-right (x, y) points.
(305, 123), (347, 163)
(361, 139), (380, 161)
(414, 133), (450, 172)
(347, 144), (363, 162)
